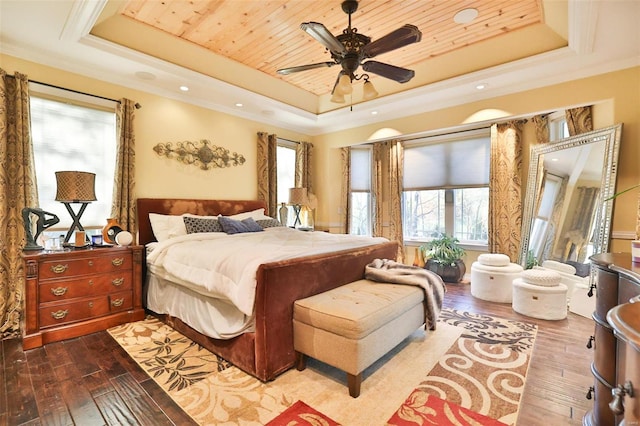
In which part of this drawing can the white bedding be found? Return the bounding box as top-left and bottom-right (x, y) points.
(146, 227), (388, 320)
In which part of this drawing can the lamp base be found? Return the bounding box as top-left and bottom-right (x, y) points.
(61, 202), (89, 243)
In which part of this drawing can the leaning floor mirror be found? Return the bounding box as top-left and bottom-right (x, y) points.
(519, 124), (622, 274)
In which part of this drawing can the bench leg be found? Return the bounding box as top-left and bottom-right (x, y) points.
(347, 373), (362, 398)
(295, 351), (306, 371)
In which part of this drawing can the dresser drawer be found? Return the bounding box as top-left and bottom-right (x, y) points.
(39, 273), (133, 303)
(39, 253), (132, 280)
(39, 296), (110, 328)
(109, 290), (133, 312)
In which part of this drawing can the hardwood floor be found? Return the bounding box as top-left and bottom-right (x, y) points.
(0, 283), (594, 425)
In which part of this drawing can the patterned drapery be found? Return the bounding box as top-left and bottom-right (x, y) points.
(257, 132), (277, 217)
(372, 140), (405, 262)
(0, 70), (38, 339)
(295, 141), (313, 192)
(340, 147), (350, 234)
(111, 98), (137, 236)
(489, 120), (525, 261)
(565, 106), (593, 135)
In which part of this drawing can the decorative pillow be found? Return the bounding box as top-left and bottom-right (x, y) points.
(256, 218), (284, 229)
(227, 208), (271, 221)
(149, 213), (188, 242)
(218, 216), (264, 234)
(183, 216), (223, 234)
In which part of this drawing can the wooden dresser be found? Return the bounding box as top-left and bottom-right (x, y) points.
(586, 253), (640, 426)
(22, 245), (145, 350)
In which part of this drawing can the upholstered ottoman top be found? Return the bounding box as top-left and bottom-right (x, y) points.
(521, 269), (562, 287)
(293, 279), (423, 340)
(541, 260), (577, 275)
(477, 253), (511, 267)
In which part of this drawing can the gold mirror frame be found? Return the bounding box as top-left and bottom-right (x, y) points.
(518, 124), (622, 267)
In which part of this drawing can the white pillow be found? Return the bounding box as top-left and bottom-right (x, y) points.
(226, 208), (271, 221)
(148, 213), (188, 242)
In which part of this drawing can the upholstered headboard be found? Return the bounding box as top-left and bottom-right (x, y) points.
(136, 198), (267, 245)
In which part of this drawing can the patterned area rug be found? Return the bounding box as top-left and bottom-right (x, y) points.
(107, 309), (536, 425)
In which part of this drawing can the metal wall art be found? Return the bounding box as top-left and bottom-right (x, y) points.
(153, 139), (246, 170)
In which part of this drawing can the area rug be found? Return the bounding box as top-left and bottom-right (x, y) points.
(107, 309), (536, 425)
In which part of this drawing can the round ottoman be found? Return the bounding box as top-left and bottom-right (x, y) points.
(512, 269), (568, 320)
(470, 254), (524, 303)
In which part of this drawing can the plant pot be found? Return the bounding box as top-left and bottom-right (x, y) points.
(425, 259), (466, 283)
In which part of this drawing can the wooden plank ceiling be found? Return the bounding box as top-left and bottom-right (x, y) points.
(120, 0), (543, 96)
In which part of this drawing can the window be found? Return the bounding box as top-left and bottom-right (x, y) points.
(349, 146), (372, 236)
(276, 140), (296, 225)
(30, 90), (117, 233)
(549, 113), (569, 142)
(403, 129), (490, 245)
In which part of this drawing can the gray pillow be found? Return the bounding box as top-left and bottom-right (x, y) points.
(218, 216), (264, 234)
(183, 216), (223, 234)
(256, 218), (284, 229)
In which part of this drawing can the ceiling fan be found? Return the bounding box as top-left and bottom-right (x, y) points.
(277, 0), (422, 103)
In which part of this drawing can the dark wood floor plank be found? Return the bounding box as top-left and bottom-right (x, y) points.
(4, 338), (39, 425)
(109, 373), (174, 426)
(93, 391), (138, 426)
(26, 347), (73, 426)
(138, 377), (198, 426)
(58, 377), (106, 426)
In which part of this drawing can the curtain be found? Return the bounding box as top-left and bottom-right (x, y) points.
(565, 106), (593, 135)
(295, 141), (313, 192)
(372, 140), (405, 262)
(257, 132), (277, 216)
(0, 70), (38, 339)
(111, 98), (137, 236)
(489, 120), (525, 261)
(340, 147), (350, 234)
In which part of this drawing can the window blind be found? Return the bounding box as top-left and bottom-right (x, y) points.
(404, 132), (490, 191)
(350, 147), (371, 191)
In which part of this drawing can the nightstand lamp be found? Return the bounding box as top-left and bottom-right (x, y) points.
(288, 187), (318, 230)
(55, 171), (97, 243)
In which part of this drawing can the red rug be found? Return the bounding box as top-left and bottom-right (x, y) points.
(266, 400), (341, 425)
(387, 392), (507, 425)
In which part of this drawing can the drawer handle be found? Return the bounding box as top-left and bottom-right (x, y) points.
(609, 381), (634, 415)
(111, 298), (124, 307)
(88, 302), (93, 308)
(50, 264), (68, 274)
(112, 258), (124, 267)
(88, 260), (93, 267)
(50, 287), (68, 297)
(112, 277), (124, 286)
(51, 310), (68, 320)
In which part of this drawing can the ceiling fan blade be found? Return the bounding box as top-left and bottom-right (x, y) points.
(362, 24), (422, 58)
(277, 61), (336, 75)
(300, 22), (347, 55)
(362, 61), (415, 83)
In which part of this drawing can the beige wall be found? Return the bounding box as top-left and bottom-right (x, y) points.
(2, 54), (638, 256)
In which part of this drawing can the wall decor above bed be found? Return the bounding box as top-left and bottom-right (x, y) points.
(153, 139), (246, 170)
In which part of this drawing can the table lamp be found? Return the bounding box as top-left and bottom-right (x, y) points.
(55, 171), (97, 243)
(288, 187), (308, 228)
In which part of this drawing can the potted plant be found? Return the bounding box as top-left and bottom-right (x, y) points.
(420, 233), (466, 283)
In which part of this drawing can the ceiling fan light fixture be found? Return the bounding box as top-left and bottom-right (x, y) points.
(331, 91), (346, 103)
(363, 80), (378, 100)
(337, 74), (353, 95)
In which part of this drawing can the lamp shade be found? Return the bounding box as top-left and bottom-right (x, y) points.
(363, 80), (379, 100)
(55, 171), (97, 203)
(337, 74), (353, 95)
(288, 187), (309, 206)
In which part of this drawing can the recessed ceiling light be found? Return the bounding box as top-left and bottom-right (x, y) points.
(454, 8), (479, 24)
(476, 83), (488, 90)
(179, 85), (189, 92)
(371, 111), (378, 115)
(235, 103), (243, 107)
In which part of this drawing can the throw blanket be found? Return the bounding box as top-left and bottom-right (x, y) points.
(365, 258), (446, 330)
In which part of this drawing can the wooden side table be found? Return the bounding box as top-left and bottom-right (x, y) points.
(22, 245), (145, 350)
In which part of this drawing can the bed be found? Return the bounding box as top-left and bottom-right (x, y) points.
(137, 198), (399, 381)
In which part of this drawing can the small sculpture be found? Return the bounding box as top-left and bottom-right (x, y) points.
(22, 207), (60, 251)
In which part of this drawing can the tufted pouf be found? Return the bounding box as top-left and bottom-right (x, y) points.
(512, 269), (568, 320)
(470, 254), (523, 303)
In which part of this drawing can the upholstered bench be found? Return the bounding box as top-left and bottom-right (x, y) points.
(293, 279), (425, 398)
(512, 269), (568, 320)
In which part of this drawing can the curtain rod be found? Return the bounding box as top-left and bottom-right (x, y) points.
(6, 74), (142, 109)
